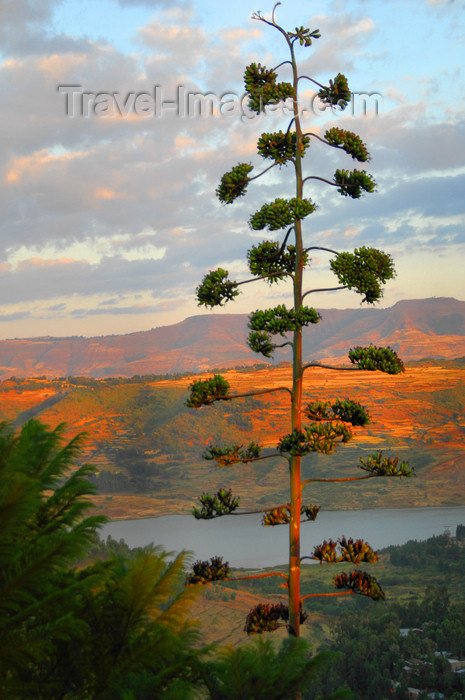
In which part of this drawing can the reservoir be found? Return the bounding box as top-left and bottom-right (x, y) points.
(101, 505), (465, 568)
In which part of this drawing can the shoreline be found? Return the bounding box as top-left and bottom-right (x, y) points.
(98, 501), (465, 524)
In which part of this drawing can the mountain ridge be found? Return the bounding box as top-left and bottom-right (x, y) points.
(1, 297), (465, 379)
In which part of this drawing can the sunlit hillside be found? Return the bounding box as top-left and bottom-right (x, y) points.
(1, 298), (465, 378)
(1, 359), (464, 519)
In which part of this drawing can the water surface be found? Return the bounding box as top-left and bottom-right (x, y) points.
(101, 506), (465, 568)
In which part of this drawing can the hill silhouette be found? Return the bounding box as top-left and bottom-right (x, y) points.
(1, 297), (464, 379)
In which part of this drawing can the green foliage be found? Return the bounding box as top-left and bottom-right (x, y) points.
(324, 127), (370, 162)
(244, 62), (294, 114)
(305, 609), (399, 699)
(318, 73), (351, 109)
(333, 570), (385, 600)
(249, 197), (316, 230)
(278, 423), (353, 456)
(203, 637), (338, 700)
(305, 398), (371, 427)
(359, 451), (414, 477)
(186, 556), (230, 585)
(186, 375), (230, 407)
(193, 488), (240, 519)
(248, 240), (307, 282)
(349, 344), (405, 374)
(0, 419), (204, 699)
(0, 419), (105, 692)
(248, 304), (319, 336)
(196, 268), (239, 307)
(75, 548), (203, 699)
(257, 130), (310, 164)
(216, 162), (254, 203)
(204, 442), (262, 466)
(307, 586), (465, 699)
(334, 168), (376, 198)
(330, 246), (395, 303)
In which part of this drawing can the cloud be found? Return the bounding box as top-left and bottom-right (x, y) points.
(117, 0), (183, 6)
(0, 0), (93, 58)
(0, 311), (31, 322)
(71, 303), (162, 317)
(0, 0), (464, 340)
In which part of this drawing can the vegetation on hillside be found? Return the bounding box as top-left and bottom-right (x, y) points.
(2, 413), (464, 698)
(305, 582), (465, 699)
(191, 533), (465, 697)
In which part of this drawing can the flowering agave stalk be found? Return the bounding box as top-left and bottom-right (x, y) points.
(186, 4), (413, 638)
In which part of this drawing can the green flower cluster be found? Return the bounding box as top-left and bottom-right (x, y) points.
(204, 442), (262, 466)
(330, 246), (395, 303)
(312, 539), (338, 564)
(277, 422), (353, 456)
(287, 26), (321, 47)
(244, 602), (289, 634)
(324, 127), (369, 162)
(248, 241), (307, 282)
(249, 197), (316, 231)
(216, 163), (254, 203)
(338, 537), (379, 565)
(186, 374), (230, 408)
(247, 330), (275, 357)
(304, 422), (353, 453)
(244, 62), (294, 114)
(249, 304), (319, 336)
(257, 131), (310, 164)
(334, 168), (376, 198)
(348, 345), (405, 374)
(301, 504), (320, 521)
(192, 488), (240, 520)
(262, 506), (291, 526)
(318, 73), (351, 109)
(196, 268), (239, 307)
(262, 504), (320, 527)
(186, 556), (230, 585)
(305, 398), (370, 427)
(333, 570), (385, 601)
(359, 451), (414, 477)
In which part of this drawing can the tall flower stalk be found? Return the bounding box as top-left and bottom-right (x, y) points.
(187, 5), (412, 638)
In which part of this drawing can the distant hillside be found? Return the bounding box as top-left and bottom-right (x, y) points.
(1, 297), (465, 378)
(1, 363), (464, 518)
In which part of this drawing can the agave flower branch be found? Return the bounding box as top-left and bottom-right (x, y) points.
(186, 5), (412, 639)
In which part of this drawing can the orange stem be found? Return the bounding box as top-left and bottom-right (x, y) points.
(301, 475), (374, 489)
(300, 590), (354, 601)
(225, 572), (288, 583)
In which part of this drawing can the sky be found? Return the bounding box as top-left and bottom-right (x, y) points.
(0, 0), (464, 340)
